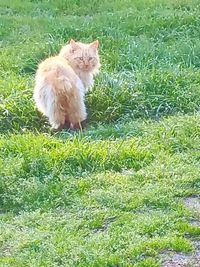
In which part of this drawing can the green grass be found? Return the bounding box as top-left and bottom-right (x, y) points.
(1, 0), (200, 266)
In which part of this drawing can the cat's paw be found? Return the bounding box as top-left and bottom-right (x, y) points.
(70, 120), (87, 131)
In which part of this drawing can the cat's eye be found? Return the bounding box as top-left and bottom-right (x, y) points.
(88, 57), (93, 61)
(79, 57), (83, 60)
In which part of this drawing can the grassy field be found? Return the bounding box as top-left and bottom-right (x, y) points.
(1, 0), (200, 266)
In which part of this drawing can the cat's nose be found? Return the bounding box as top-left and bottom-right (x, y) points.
(84, 61), (89, 66)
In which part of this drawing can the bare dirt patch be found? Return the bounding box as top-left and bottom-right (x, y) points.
(161, 241), (200, 267)
(161, 197), (200, 267)
(184, 197), (200, 214)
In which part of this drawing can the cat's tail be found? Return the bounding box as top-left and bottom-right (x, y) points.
(34, 82), (65, 129)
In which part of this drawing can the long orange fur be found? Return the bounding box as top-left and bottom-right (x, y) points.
(33, 39), (100, 130)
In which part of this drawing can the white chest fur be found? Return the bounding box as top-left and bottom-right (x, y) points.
(76, 71), (94, 91)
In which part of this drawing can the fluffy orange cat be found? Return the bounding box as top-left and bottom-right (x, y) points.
(33, 39), (100, 130)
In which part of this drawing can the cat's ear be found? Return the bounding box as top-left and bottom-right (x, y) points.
(90, 40), (99, 49)
(69, 39), (80, 52)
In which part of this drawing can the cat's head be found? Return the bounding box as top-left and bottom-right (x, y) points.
(60, 39), (100, 73)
